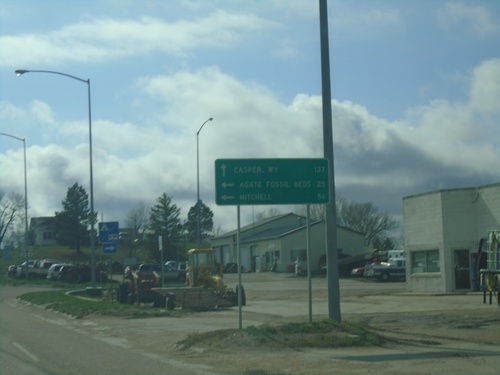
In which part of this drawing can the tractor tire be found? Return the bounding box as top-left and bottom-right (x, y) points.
(117, 283), (129, 304)
(234, 285), (246, 306)
(153, 294), (166, 308)
(127, 292), (137, 305)
(166, 294), (176, 310)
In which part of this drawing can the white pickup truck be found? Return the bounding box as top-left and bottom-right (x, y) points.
(16, 259), (60, 279)
(363, 257), (406, 281)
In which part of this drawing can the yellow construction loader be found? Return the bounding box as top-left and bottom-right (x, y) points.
(152, 248), (245, 310)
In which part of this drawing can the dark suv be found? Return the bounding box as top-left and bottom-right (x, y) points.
(135, 263), (162, 276)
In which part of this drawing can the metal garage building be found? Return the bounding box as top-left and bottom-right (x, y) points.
(210, 212), (366, 273)
(403, 182), (500, 293)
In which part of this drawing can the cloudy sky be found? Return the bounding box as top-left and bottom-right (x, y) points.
(1, 0), (499, 237)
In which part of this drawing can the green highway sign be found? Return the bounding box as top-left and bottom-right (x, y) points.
(215, 158), (329, 206)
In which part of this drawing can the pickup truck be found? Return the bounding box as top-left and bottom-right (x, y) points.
(16, 259), (60, 279)
(135, 263), (186, 283)
(363, 258), (406, 282)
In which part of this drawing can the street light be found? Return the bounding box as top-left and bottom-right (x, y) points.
(15, 69), (97, 289)
(0, 132), (28, 278)
(196, 117), (213, 245)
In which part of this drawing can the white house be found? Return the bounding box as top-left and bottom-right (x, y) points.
(30, 217), (57, 246)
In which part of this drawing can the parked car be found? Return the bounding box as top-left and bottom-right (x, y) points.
(164, 261), (177, 271)
(136, 263), (162, 276)
(350, 266), (365, 277)
(58, 264), (108, 284)
(133, 262), (185, 283)
(15, 260), (36, 278)
(7, 264), (17, 278)
(363, 259), (406, 282)
(47, 263), (72, 280)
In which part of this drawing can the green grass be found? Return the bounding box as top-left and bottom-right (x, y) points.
(3, 245), (382, 349)
(178, 320), (384, 350)
(19, 289), (175, 319)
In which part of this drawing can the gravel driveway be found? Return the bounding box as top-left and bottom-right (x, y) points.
(75, 272), (500, 374)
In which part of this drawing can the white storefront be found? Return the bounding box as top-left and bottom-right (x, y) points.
(403, 183), (500, 293)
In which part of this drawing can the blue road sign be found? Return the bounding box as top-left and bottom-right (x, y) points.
(3, 245), (11, 260)
(102, 242), (118, 254)
(98, 221), (120, 243)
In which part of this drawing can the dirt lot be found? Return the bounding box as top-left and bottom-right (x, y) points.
(74, 272), (500, 374)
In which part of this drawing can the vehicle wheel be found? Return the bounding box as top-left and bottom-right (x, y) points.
(166, 294), (176, 310)
(127, 292), (137, 305)
(380, 272), (390, 282)
(235, 285), (246, 306)
(65, 270), (81, 284)
(153, 294), (166, 308)
(117, 283), (129, 304)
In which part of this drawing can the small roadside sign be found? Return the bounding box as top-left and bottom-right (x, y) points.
(98, 221), (120, 243)
(102, 242), (118, 254)
(3, 245), (11, 260)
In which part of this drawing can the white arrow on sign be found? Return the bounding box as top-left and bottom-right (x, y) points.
(221, 182), (234, 188)
(222, 194), (235, 201)
(221, 163), (227, 177)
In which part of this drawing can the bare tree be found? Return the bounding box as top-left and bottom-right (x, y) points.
(297, 205), (326, 221)
(0, 191), (25, 248)
(255, 207), (283, 221)
(336, 199), (398, 246)
(125, 201), (150, 256)
(125, 201), (149, 236)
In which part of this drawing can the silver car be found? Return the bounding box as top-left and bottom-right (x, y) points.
(47, 263), (72, 280)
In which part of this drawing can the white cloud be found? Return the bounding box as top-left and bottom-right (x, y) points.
(469, 59), (500, 113)
(330, 2), (404, 39)
(437, 2), (499, 37)
(2, 57), (499, 232)
(0, 11), (276, 68)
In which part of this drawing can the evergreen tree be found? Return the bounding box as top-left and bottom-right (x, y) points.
(148, 193), (182, 260)
(54, 183), (93, 253)
(185, 200), (214, 244)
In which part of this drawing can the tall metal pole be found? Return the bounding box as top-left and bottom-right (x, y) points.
(0, 133), (29, 276)
(196, 117), (213, 245)
(15, 69), (97, 289)
(319, 0), (341, 322)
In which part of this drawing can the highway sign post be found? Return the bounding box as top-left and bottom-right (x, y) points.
(98, 222), (120, 243)
(215, 158), (329, 206)
(99, 221), (119, 254)
(102, 242), (117, 254)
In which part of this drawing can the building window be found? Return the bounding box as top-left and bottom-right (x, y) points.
(411, 250), (440, 273)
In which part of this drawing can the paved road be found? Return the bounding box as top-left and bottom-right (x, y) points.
(0, 286), (205, 375)
(1, 274), (499, 374)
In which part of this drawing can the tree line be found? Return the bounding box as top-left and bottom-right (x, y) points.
(54, 183), (214, 261)
(1, 183), (399, 260)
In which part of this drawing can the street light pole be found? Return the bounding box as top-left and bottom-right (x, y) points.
(15, 69), (97, 289)
(196, 117), (213, 245)
(0, 133), (29, 276)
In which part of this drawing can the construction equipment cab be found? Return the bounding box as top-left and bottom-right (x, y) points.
(186, 248), (223, 291)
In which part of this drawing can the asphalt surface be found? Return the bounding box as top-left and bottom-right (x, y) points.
(2, 273), (499, 374)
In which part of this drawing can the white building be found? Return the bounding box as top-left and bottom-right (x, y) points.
(403, 182), (500, 293)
